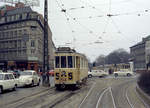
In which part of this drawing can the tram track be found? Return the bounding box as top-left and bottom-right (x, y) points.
(78, 82), (96, 108)
(134, 87), (150, 108)
(49, 80), (94, 108)
(2, 88), (57, 108)
(111, 79), (149, 108)
(11, 78), (93, 108)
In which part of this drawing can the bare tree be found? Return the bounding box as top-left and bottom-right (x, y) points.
(94, 48), (130, 66)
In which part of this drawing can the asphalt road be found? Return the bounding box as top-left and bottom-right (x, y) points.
(0, 75), (149, 108)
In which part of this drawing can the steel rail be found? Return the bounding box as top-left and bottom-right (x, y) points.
(126, 89), (134, 108)
(109, 87), (117, 108)
(78, 82), (96, 108)
(96, 87), (109, 108)
(135, 86), (150, 108)
(2, 88), (56, 108)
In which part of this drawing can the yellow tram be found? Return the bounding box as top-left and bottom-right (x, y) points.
(54, 47), (88, 89)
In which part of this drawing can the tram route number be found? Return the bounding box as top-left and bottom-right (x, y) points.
(56, 72), (73, 80)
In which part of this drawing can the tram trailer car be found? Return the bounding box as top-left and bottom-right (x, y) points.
(54, 47), (88, 89)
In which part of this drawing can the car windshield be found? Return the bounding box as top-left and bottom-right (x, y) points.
(0, 74), (3, 80)
(20, 72), (32, 76)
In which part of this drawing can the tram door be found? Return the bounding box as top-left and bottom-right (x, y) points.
(76, 56), (80, 80)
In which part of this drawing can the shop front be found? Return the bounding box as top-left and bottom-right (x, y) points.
(0, 61), (7, 71)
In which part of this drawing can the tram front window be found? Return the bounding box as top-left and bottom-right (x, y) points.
(68, 56), (73, 68)
(55, 56), (60, 68)
(61, 56), (66, 68)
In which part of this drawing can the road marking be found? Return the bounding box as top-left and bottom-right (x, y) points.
(126, 89), (134, 108)
(78, 82), (96, 108)
(109, 87), (117, 108)
(135, 86), (150, 108)
(96, 87), (109, 108)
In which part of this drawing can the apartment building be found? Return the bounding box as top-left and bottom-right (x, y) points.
(130, 35), (150, 72)
(0, 3), (55, 72)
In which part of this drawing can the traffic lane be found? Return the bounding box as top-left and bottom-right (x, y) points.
(98, 87), (114, 108)
(52, 78), (107, 108)
(0, 85), (50, 107)
(111, 79), (136, 108)
(96, 78), (136, 108)
(79, 80), (108, 108)
(127, 82), (147, 108)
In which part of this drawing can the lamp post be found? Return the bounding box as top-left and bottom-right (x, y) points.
(42, 0), (50, 86)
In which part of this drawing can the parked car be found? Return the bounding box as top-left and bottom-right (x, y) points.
(88, 70), (108, 78)
(7, 70), (21, 78)
(113, 69), (134, 77)
(18, 70), (40, 87)
(0, 73), (17, 94)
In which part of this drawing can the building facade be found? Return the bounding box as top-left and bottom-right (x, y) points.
(0, 3), (55, 72)
(130, 35), (150, 72)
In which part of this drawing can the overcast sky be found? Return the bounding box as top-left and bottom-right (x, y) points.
(1, 0), (150, 62)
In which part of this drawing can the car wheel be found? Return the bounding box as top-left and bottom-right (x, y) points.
(114, 73), (118, 77)
(31, 80), (34, 86)
(127, 73), (131, 77)
(37, 79), (40, 86)
(0, 86), (3, 94)
(13, 85), (16, 91)
(88, 74), (92, 78)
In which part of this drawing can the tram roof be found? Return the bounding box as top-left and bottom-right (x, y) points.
(55, 47), (87, 59)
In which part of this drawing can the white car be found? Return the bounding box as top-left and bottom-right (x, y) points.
(88, 70), (108, 78)
(114, 69), (134, 77)
(19, 70), (40, 87)
(0, 73), (17, 94)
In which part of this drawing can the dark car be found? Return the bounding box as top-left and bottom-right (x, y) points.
(13, 70), (22, 78)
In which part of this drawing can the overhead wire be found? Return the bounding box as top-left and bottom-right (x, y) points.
(110, 17), (137, 44)
(55, 0), (94, 35)
(79, 0), (105, 14)
(54, 0), (150, 48)
(55, 0), (98, 47)
(55, 0), (77, 48)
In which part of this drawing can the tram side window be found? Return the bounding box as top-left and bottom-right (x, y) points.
(55, 56), (60, 68)
(61, 56), (66, 68)
(68, 56), (73, 68)
(76, 56), (80, 68)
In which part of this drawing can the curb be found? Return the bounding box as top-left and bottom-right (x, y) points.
(136, 85), (150, 107)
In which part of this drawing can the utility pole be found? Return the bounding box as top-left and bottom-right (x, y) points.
(42, 0), (50, 86)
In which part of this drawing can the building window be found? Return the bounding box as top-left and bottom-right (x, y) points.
(5, 17), (7, 22)
(22, 41), (26, 48)
(31, 26), (37, 31)
(18, 40), (21, 48)
(14, 31), (17, 37)
(19, 14), (22, 20)
(18, 30), (22, 36)
(10, 31), (13, 38)
(31, 40), (35, 47)
(23, 49), (26, 55)
(23, 29), (27, 34)
(14, 41), (17, 48)
(31, 49), (35, 54)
